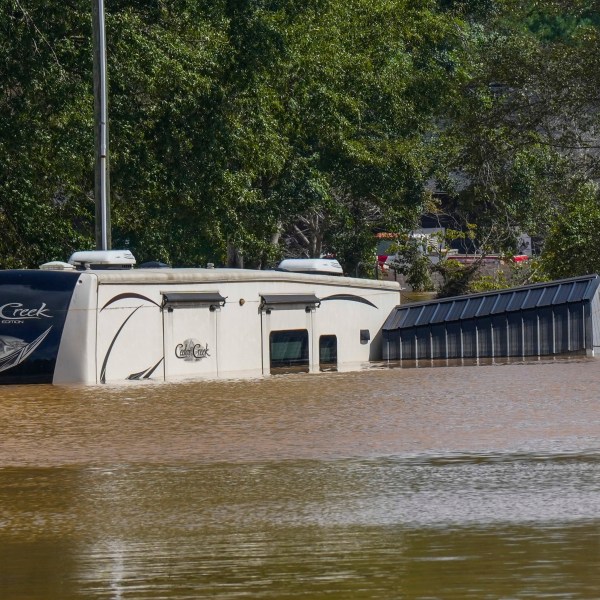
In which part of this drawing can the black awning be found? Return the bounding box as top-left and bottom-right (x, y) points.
(162, 292), (226, 309)
(260, 293), (321, 310)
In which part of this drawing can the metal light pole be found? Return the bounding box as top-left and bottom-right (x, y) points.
(92, 0), (111, 250)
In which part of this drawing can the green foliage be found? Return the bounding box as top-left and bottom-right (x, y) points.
(387, 235), (435, 292)
(526, 3), (600, 42)
(432, 260), (479, 297)
(539, 182), (600, 279)
(468, 269), (510, 292)
(0, 0), (95, 267)
(0, 0), (470, 271)
(428, 0), (600, 269)
(1, 0), (600, 280)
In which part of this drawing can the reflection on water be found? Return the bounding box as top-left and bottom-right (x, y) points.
(1, 361), (599, 598)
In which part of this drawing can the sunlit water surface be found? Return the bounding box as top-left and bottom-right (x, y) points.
(0, 360), (599, 599)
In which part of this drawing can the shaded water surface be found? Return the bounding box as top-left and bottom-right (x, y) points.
(0, 361), (599, 598)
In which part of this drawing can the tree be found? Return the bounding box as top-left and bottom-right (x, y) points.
(198, 0), (471, 272)
(0, 0), (94, 267)
(5, 0), (600, 279)
(539, 182), (600, 278)
(432, 0), (600, 272)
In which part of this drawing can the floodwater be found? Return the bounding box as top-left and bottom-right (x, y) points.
(0, 360), (599, 599)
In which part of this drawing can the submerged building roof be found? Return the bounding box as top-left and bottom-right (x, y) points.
(383, 274), (600, 332)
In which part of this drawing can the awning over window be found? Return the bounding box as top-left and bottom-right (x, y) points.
(260, 293), (321, 310)
(162, 292), (226, 309)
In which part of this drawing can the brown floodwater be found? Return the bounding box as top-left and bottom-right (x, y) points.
(0, 359), (599, 599)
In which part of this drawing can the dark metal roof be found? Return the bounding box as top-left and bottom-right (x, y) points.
(383, 274), (600, 332)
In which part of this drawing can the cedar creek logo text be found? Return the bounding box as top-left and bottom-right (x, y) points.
(175, 339), (210, 361)
(0, 303), (52, 323)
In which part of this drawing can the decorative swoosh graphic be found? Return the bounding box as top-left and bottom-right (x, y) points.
(101, 293), (160, 311)
(100, 295), (163, 383)
(100, 306), (143, 383)
(0, 327), (53, 374)
(127, 357), (164, 381)
(321, 294), (377, 308)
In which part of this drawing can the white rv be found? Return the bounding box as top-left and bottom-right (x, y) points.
(0, 254), (400, 385)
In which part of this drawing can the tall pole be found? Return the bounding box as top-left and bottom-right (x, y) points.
(92, 0), (111, 250)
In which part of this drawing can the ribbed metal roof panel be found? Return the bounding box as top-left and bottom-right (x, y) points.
(429, 302), (453, 324)
(461, 297), (483, 319)
(490, 293), (513, 314)
(414, 302), (439, 326)
(383, 274), (600, 332)
(477, 294), (498, 317)
(538, 285), (560, 307)
(384, 306), (408, 330)
(447, 299), (469, 321)
(506, 289), (529, 311)
(382, 308), (406, 330)
(402, 305), (425, 328)
(522, 287), (545, 310)
(553, 283), (573, 304)
(568, 279), (592, 302)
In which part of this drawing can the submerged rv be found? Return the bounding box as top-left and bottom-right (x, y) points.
(0, 253), (400, 385)
(0, 3), (405, 386)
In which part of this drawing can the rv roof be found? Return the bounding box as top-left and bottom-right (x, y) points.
(83, 268), (400, 291)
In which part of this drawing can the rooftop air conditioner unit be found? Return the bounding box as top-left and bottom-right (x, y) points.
(278, 258), (343, 276)
(68, 250), (136, 270)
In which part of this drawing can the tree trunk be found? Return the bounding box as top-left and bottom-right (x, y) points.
(227, 241), (244, 268)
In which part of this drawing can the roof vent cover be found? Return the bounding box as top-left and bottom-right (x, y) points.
(68, 250), (136, 270)
(39, 261), (77, 271)
(278, 258), (343, 276)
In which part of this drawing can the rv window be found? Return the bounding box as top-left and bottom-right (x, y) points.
(270, 329), (309, 373)
(319, 335), (337, 369)
(319, 335), (337, 371)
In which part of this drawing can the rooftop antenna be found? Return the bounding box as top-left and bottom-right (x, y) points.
(92, 0), (111, 250)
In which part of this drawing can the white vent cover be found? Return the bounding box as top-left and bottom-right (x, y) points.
(39, 261), (77, 271)
(278, 258), (343, 276)
(68, 250), (136, 268)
